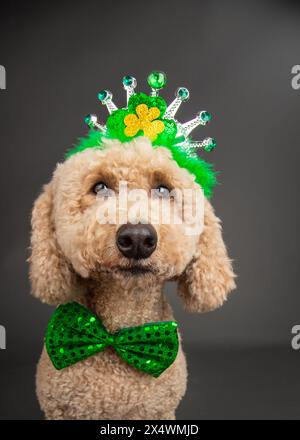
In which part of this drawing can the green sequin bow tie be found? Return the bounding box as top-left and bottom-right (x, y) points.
(45, 302), (179, 378)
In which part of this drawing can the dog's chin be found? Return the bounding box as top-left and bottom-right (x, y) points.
(89, 260), (177, 282)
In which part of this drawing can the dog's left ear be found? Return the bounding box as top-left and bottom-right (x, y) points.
(178, 199), (236, 312)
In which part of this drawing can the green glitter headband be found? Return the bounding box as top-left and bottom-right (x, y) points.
(67, 71), (217, 198)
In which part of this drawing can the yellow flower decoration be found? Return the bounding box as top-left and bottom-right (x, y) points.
(124, 104), (165, 141)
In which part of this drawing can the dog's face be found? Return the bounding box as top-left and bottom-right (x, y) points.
(51, 138), (202, 282)
(30, 137), (235, 311)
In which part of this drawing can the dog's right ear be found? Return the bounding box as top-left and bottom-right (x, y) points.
(177, 199), (236, 312)
(29, 182), (82, 305)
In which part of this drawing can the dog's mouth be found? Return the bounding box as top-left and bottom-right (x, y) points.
(115, 264), (156, 276)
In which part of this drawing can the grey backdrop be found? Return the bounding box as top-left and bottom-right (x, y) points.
(0, 0), (300, 420)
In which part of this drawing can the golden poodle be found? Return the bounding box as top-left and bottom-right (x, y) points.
(29, 136), (235, 420)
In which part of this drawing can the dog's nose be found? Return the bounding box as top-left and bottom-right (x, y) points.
(116, 224), (157, 260)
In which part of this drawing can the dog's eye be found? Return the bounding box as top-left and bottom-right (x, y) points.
(153, 185), (171, 198)
(92, 182), (111, 195)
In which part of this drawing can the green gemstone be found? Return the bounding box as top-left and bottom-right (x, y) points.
(147, 71), (167, 90)
(176, 87), (189, 101)
(98, 90), (108, 101)
(84, 115), (91, 125)
(98, 90), (112, 103)
(204, 137), (216, 152)
(123, 75), (136, 87)
(199, 111), (212, 123)
(84, 114), (97, 126)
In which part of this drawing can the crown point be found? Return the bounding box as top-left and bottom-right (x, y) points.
(84, 114), (106, 132)
(98, 90), (118, 114)
(85, 114), (98, 127)
(164, 87), (190, 119)
(198, 110), (212, 124)
(176, 87), (189, 101)
(203, 137), (216, 152)
(98, 90), (112, 104)
(122, 75), (137, 88)
(147, 71), (167, 90)
(122, 76), (137, 106)
(184, 137), (217, 152)
(180, 111), (212, 136)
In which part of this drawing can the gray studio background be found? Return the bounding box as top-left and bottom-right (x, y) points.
(0, 0), (300, 420)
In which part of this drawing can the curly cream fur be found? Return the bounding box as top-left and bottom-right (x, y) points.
(29, 137), (235, 420)
(178, 199), (236, 312)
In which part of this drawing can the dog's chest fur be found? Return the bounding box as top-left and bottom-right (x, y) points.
(37, 340), (187, 419)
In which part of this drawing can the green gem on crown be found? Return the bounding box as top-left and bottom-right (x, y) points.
(85, 114), (97, 127)
(122, 75), (136, 87)
(199, 111), (212, 124)
(98, 90), (112, 103)
(147, 71), (167, 90)
(204, 137), (216, 152)
(176, 87), (190, 101)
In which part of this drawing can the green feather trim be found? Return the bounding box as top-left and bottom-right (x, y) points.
(163, 144), (217, 198)
(65, 130), (105, 158)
